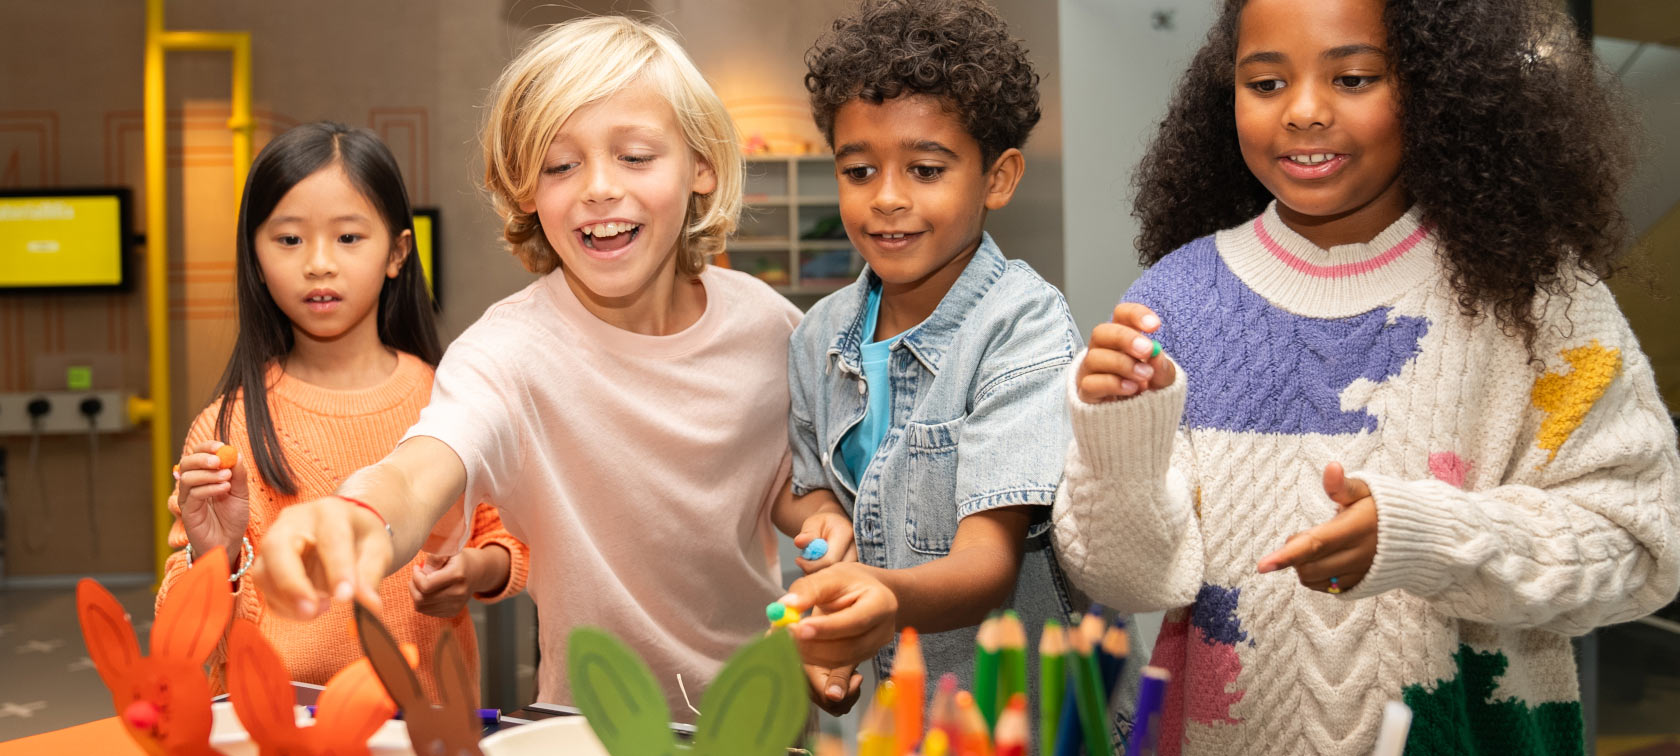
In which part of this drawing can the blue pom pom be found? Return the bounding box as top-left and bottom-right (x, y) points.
(801, 538), (829, 561)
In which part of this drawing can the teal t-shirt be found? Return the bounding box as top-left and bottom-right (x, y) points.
(840, 284), (894, 487)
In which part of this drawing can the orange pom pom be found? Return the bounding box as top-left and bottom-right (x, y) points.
(216, 445), (238, 469)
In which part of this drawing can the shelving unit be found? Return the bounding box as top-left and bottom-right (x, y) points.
(731, 154), (862, 302)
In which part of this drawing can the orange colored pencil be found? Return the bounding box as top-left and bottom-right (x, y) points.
(994, 692), (1028, 756)
(893, 628), (926, 754)
(954, 690), (993, 756)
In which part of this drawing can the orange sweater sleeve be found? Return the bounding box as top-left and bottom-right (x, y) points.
(464, 503), (528, 603)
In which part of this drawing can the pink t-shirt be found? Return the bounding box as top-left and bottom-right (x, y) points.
(404, 265), (800, 715)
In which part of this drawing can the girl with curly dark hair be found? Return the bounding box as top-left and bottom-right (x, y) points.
(1053, 0), (1680, 754)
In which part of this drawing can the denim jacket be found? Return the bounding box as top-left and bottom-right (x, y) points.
(787, 233), (1081, 690)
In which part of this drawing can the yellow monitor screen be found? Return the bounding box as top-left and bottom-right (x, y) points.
(0, 189), (131, 291)
(413, 207), (439, 306)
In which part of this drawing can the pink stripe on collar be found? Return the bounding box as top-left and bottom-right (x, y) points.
(1254, 216), (1431, 278)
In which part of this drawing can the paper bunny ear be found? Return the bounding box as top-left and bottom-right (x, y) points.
(152, 545), (234, 664)
(432, 628), (478, 733)
(568, 627), (675, 756)
(76, 578), (139, 694)
(691, 629), (808, 756)
(354, 605), (485, 756)
(311, 657), (396, 748)
(226, 620), (301, 750)
(352, 602), (428, 708)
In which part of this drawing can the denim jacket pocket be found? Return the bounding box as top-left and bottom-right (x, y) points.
(903, 415), (964, 556)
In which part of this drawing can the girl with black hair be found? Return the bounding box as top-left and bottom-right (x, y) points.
(157, 122), (527, 700)
(1052, 0), (1679, 753)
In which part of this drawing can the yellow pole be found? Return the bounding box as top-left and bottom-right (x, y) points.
(141, 3), (254, 579)
(142, 0), (171, 579)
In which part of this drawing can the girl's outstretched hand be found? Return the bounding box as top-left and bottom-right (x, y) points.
(1257, 462), (1378, 593)
(253, 496), (392, 619)
(778, 562), (898, 670)
(175, 440), (250, 570)
(1075, 303), (1176, 404)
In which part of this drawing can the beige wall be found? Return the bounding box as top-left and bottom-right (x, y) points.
(0, 0), (527, 574)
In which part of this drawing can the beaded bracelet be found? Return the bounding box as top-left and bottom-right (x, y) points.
(185, 535), (254, 582)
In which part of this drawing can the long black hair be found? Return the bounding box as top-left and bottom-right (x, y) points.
(1131, 0), (1634, 350)
(213, 122), (441, 496)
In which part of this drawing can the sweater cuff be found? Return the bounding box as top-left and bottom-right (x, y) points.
(1065, 350), (1187, 481)
(1341, 470), (1463, 599)
(473, 538), (529, 603)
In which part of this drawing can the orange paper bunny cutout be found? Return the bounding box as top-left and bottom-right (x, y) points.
(225, 618), (398, 756)
(77, 546), (235, 756)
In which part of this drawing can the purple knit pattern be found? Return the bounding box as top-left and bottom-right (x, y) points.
(1191, 583), (1252, 647)
(1124, 236), (1430, 436)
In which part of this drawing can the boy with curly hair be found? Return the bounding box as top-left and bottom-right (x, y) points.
(773, 0), (1112, 722)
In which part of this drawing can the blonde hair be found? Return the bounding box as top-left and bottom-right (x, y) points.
(482, 16), (743, 276)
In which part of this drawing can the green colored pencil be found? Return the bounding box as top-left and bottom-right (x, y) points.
(974, 613), (1001, 730)
(997, 611), (1028, 718)
(1038, 620), (1067, 755)
(1066, 619), (1113, 755)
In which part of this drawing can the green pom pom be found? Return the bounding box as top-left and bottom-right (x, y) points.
(766, 602), (786, 622)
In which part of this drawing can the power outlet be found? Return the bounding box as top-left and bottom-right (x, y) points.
(0, 391), (135, 435)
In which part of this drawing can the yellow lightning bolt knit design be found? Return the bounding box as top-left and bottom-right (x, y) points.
(1531, 340), (1622, 464)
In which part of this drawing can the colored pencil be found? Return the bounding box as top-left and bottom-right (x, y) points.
(973, 614), (1001, 731)
(922, 728), (952, 756)
(1099, 620), (1130, 699)
(894, 628), (927, 755)
(954, 690), (993, 756)
(1038, 620), (1067, 756)
(1124, 666), (1171, 756)
(305, 705), (500, 725)
(1055, 608), (1109, 756)
(994, 692), (1029, 756)
(1371, 701), (1413, 756)
(929, 673), (960, 739)
(862, 682), (899, 756)
(814, 733), (845, 756)
(1066, 616), (1113, 756)
(995, 612), (1028, 721)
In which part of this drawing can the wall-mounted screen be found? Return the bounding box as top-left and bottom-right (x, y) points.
(412, 207), (440, 308)
(0, 188), (133, 292)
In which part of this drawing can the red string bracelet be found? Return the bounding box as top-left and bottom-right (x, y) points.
(336, 495), (394, 540)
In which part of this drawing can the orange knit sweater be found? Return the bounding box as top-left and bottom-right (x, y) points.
(156, 351), (529, 702)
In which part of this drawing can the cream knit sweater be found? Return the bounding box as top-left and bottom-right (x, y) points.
(1052, 204), (1679, 755)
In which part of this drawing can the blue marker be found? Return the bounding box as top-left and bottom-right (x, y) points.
(801, 538), (829, 561)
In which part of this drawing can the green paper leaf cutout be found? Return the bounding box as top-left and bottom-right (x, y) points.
(568, 627), (677, 756)
(692, 629), (808, 756)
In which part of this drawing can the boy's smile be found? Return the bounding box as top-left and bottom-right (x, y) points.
(522, 81), (716, 314)
(1233, 0), (1408, 248)
(831, 94), (1021, 328)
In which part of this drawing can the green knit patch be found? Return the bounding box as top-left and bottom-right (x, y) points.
(1401, 645), (1583, 756)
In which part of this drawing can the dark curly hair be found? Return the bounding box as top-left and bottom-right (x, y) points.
(1133, 0), (1634, 348)
(805, 0), (1041, 165)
